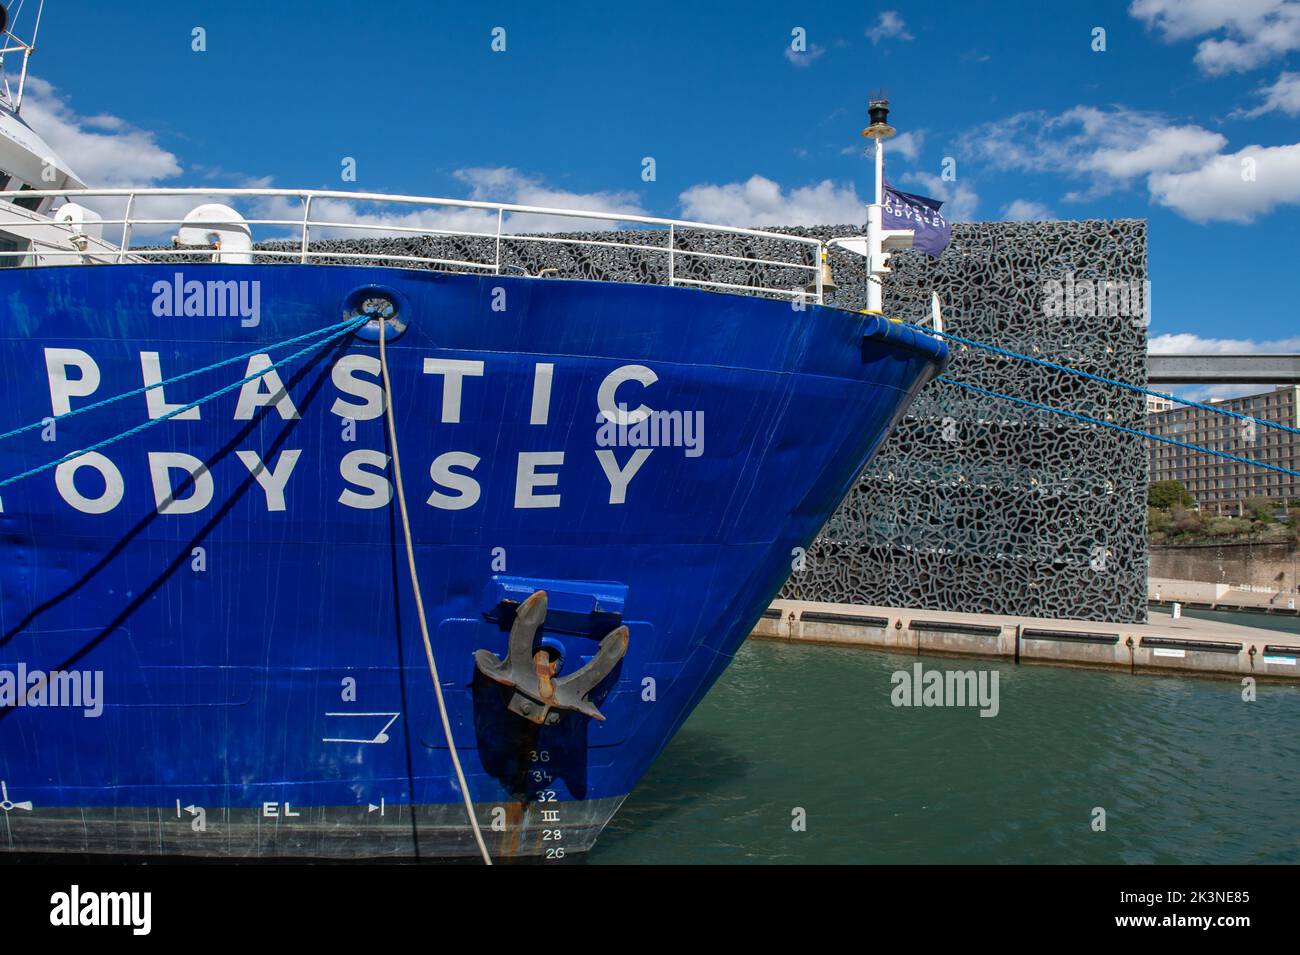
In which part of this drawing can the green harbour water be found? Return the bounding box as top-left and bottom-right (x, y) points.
(590, 611), (1300, 864)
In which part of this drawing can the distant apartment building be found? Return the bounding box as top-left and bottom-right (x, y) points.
(1146, 394), (1175, 413)
(1148, 385), (1300, 514)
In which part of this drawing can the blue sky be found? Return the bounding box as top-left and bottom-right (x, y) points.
(17, 0), (1300, 353)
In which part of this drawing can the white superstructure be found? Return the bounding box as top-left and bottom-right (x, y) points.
(0, 1), (121, 265)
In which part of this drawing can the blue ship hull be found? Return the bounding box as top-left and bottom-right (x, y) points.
(0, 264), (944, 859)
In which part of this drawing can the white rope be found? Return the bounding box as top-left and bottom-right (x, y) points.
(378, 318), (493, 865)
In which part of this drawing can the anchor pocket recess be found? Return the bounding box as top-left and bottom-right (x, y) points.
(421, 576), (653, 752)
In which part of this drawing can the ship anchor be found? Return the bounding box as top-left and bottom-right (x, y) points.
(474, 590), (629, 726)
(0, 780), (32, 813)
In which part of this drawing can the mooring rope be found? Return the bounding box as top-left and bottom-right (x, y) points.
(0, 317), (368, 491)
(0, 316), (369, 444)
(896, 318), (1300, 438)
(377, 316), (493, 866)
(942, 377), (1300, 479)
(0, 308), (493, 861)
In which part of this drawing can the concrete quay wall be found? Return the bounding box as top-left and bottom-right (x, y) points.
(753, 601), (1300, 682)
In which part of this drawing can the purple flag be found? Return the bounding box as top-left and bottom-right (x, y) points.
(883, 183), (952, 258)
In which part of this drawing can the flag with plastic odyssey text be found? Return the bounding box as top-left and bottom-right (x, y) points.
(883, 183), (952, 257)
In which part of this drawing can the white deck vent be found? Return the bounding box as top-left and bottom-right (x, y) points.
(53, 202), (103, 247)
(174, 203), (253, 264)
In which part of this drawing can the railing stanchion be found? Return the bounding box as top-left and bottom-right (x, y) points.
(668, 224), (675, 288)
(300, 194), (313, 264)
(495, 208), (503, 275)
(116, 193), (135, 264)
(816, 243), (824, 305)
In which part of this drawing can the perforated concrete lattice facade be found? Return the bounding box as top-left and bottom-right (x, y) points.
(789, 220), (1149, 624)
(256, 218), (1149, 624)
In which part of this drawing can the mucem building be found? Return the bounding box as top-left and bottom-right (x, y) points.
(783, 220), (1149, 624)
(259, 217), (1149, 625)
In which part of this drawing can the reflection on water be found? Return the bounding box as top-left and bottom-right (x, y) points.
(591, 628), (1300, 864)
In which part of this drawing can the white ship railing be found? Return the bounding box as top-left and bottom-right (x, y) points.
(0, 188), (829, 303)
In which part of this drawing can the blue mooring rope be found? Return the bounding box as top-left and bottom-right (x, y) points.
(942, 377), (1300, 479)
(0, 316), (367, 492)
(899, 319), (1300, 439)
(2, 305), (1293, 492)
(0, 315), (367, 444)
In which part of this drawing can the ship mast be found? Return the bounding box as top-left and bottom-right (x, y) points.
(0, 0), (45, 113)
(861, 93), (896, 314)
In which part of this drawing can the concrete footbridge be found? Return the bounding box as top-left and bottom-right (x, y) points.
(1149, 354), (1300, 385)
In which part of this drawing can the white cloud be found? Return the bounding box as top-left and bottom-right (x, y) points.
(4, 86), (650, 243)
(21, 76), (181, 188)
(1173, 383), (1280, 401)
(1148, 142), (1300, 221)
(1129, 0), (1300, 74)
(0, 164), (491, 245)
(784, 43), (825, 67)
(898, 172), (980, 221)
(1128, 0), (1294, 41)
(451, 167), (647, 231)
(678, 175), (864, 226)
(1001, 199), (1054, 220)
(967, 106), (1225, 201)
(838, 130), (920, 161)
(1239, 70), (1300, 116)
(866, 11), (913, 44)
(233, 167), (649, 245)
(965, 103), (1300, 223)
(1081, 121), (1226, 180)
(244, 190), (502, 244)
(102, 166), (649, 248)
(890, 129), (926, 162)
(1149, 332), (1300, 353)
